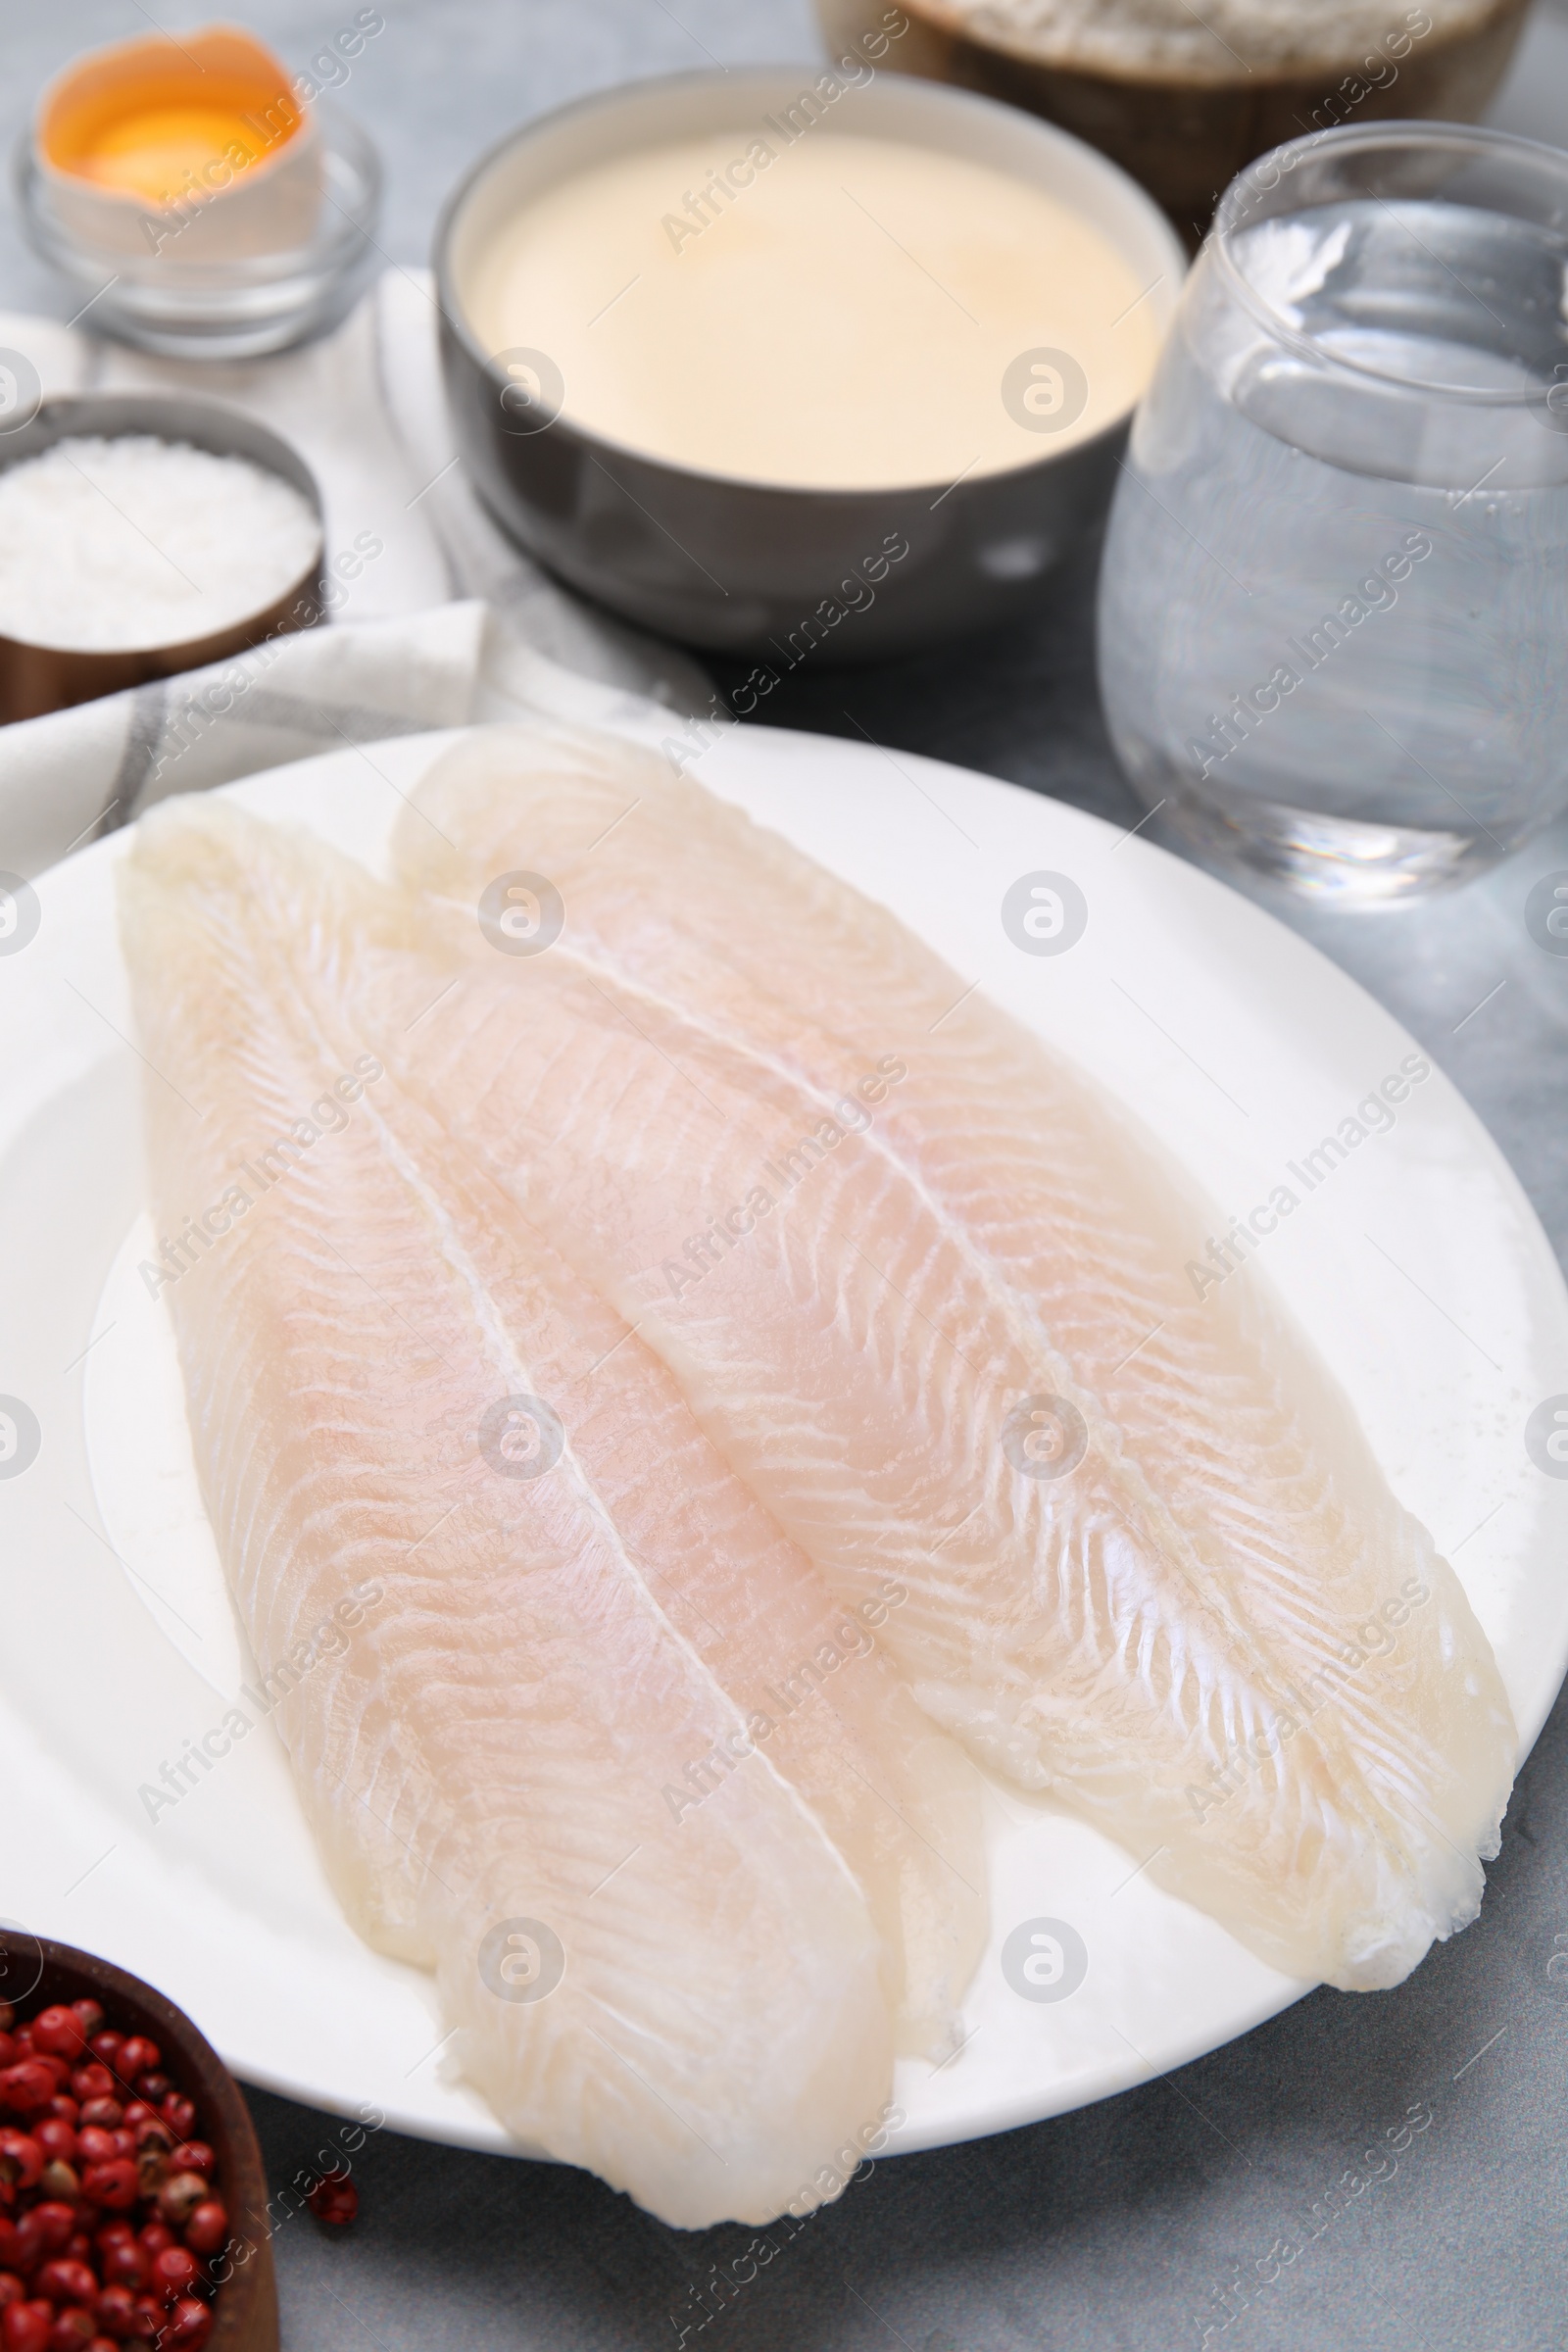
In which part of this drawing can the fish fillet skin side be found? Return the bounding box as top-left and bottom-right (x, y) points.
(118, 798), (898, 2230)
(379, 724), (1516, 1993)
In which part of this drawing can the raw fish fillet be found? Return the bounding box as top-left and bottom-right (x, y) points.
(155, 799), (985, 2061)
(119, 799), (924, 2229)
(375, 723), (1517, 1993)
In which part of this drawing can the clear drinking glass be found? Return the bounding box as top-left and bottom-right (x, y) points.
(1098, 122), (1568, 904)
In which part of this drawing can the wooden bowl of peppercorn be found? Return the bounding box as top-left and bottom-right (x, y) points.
(0, 1931), (278, 2352)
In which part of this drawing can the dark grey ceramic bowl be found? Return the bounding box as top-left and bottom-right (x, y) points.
(434, 67), (1186, 662)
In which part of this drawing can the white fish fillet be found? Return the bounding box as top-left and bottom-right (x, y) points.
(215, 806), (986, 2058)
(373, 722), (1517, 1993)
(119, 799), (923, 2229)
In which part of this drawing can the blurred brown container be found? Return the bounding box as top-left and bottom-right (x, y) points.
(816, 0), (1533, 231)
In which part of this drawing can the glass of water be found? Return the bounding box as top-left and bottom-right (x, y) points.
(1098, 122), (1568, 904)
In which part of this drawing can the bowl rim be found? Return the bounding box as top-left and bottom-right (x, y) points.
(431, 61), (1190, 504)
(1209, 116), (1568, 410)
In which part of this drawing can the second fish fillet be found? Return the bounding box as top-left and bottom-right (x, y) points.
(375, 723), (1516, 1995)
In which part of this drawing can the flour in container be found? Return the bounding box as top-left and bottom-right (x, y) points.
(0, 435), (321, 653)
(950, 0), (1492, 76)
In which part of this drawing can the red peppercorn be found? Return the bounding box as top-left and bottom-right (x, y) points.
(65, 2015), (100, 2051)
(131, 2230), (169, 2263)
(90, 2285), (137, 2343)
(125, 2301), (161, 2345)
(28, 2211), (74, 2261)
(40, 2108), (74, 2135)
(34, 2260), (98, 2308)
(0, 2139), (42, 2195)
(78, 2166), (135, 2217)
(74, 2135), (117, 2174)
(0, 2284), (20, 2314)
(106, 2054), (155, 2101)
(65, 2077), (109, 2118)
(61, 2243), (90, 2273)
(307, 2174), (358, 2229)
(35, 2168), (76, 2209)
(0, 2044), (14, 2078)
(164, 2150), (210, 2186)
(95, 2242), (142, 2296)
(145, 2250), (198, 2311)
(0, 2217), (42, 2276)
(28, 2020), (83, 2073)
(89, 2286), (133, 2340)
(84, 2340), (118, 2352)
(158, 2305), (211, 2352)
(73, 2111), (119, 2140)
(82, 2046), (118, 2081)
(0, 2073), (55, 2124)
(46, 2313), (95, 2352)
(126, 2086), (167, 2120)
(2, 2303), (52, 2352)
(111, 2115), (147, 2142)
(178, 2205), (224, 2262)
(163, 2305), (211, 2352)
(154, 2103), (193, 2149)
(152, 2180), (204, 2232)
(36, 2126), (77, 2171)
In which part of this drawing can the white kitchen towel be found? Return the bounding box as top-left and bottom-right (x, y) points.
(0, 270), (709, 876)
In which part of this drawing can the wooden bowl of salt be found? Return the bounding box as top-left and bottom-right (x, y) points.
(0, 394), (324, 725)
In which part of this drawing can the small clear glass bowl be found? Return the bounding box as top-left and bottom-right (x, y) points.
(14, 103), (382, 360)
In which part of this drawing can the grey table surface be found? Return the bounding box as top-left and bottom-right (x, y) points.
(5, 3), (1568, 2346)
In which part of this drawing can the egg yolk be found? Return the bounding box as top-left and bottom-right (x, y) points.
(70, 104), (272, 204)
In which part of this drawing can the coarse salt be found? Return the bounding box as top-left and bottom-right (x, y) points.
(0, 434), (322, 654)
(948, 0), (1494, 77)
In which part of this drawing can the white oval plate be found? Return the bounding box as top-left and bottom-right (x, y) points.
(1, 722), (1564, 2163)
